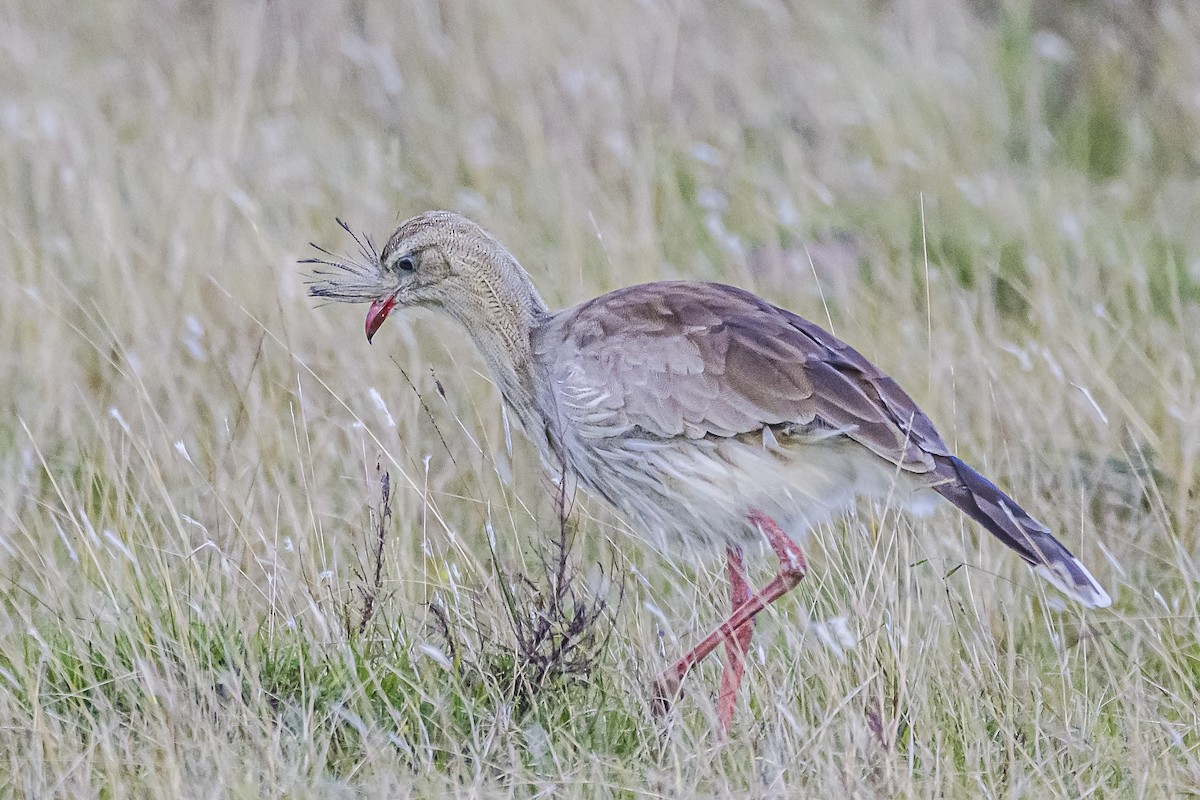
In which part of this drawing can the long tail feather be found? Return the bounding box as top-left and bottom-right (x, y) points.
(933, 455), (1111, 608)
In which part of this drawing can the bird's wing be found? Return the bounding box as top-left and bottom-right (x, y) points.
(533, 281), (950, 473)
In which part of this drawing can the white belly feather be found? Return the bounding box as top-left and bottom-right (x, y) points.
(565, 426), (938, 552)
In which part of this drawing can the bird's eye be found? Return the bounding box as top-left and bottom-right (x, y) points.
(395, 256), (415, 272)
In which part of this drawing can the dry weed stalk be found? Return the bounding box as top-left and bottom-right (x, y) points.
(355, 460), (392, 636)
(430, 474), (623, 715)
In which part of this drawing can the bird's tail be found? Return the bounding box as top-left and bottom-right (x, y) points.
(932, 455), (1111, 608)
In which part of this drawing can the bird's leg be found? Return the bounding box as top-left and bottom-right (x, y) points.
(653, 510), (808, 724)
(716, 546), (754, 735)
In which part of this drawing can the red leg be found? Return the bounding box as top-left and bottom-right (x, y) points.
(717, 546), (754, 735)
(653, 511), (808, 727)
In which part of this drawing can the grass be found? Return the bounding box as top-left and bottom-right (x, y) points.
(1, 0), (1199, 796)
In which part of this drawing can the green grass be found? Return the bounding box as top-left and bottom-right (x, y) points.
(2, 0), (1200, 796)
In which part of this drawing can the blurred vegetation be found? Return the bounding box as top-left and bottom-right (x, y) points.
(1, 0), (1198, 795)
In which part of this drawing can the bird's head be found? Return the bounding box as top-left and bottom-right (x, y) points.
(304, 210), (544, 343)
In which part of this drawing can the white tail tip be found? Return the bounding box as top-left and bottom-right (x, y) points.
(1034, 560), (1112, 608)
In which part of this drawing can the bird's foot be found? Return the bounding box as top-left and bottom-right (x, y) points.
(651, 669), (684, 719)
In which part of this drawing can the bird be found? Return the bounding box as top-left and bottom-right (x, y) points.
(304, 210), (1111, 735)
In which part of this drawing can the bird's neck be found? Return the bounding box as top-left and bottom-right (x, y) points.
(451, 255), (550, 438)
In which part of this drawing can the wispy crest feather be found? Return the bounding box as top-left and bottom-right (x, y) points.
(302, 219), (392, 303)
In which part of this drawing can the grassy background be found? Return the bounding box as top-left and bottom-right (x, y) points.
(2, 0), (1199, 796)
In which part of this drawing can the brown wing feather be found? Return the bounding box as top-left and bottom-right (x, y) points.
(534, 281), (949, 473)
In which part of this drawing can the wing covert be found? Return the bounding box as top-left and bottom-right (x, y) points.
(533, 281), (949, 472)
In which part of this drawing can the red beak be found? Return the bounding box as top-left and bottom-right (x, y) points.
(365, 294), (398, 343)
